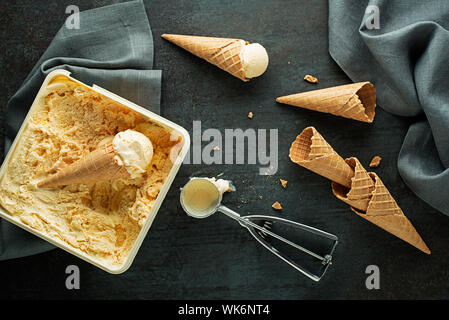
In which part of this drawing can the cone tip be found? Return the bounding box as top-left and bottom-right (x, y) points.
(37, 179), (56, 189)
(276, 94), (296, 105)
(37, 181), (46, 188)
(161, 33), (183, 41)
(352, 207), (432, 255)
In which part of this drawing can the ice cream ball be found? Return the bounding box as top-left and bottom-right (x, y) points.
(240, 42), (269, 79)
(113, 130), (154, 179)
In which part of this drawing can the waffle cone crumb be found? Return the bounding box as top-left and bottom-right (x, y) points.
(369, 156), (382, 168)
(272, 201), (283, 210)
(304, 74), (318, 83)
(280, 179), (288, 188)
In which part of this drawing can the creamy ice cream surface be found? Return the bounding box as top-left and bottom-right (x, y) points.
(240, 43), (269, 78)
(206, 177), (232, 195)
(113, 129), (154, 179)
(0, 77), (182, 267)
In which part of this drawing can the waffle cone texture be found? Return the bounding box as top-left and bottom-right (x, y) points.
(331, 157), (430, 254)
(38, 141), (130, 188)
(277, 82), (376, 123)
(289, 127), (430, 254)
(162, 34), (249, 81)
(289, 127), (354, 188)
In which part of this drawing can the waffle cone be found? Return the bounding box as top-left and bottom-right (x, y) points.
(353, 209), (430, 255)
(331, 158), (430, 254)
(289, 127), (354, 188)
(162, 34), (249, 81)
(38, 141), (130, 188)
(331, 157), (375, 211)
(277, 82), (376, 123)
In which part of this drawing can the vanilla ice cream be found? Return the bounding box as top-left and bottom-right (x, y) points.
(240, 43), (269, 78)
(113, 129), (154, 179)
(207, 177), (231, 195)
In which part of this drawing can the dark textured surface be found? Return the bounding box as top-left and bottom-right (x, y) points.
(1, 0), (449, 299)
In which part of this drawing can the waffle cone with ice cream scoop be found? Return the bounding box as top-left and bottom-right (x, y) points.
(277, 82), (376, 123)
(38, 130), (153, 188)
(161, 34), (269, 81)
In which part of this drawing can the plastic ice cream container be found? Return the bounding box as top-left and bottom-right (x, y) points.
(0, 69), (190, 274)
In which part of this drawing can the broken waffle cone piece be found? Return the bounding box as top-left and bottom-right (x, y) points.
(280, 179), (288, 188)
(276, 82), (376, 123)
(161, 34), (249, 81)
(289, 127), (354, 188)
(304, 74), (318, 84)
(332, 157), (430, 254)
(272, 201), (282, 210)
(38, 141), (130, 188)
(369, 155), (382, 168)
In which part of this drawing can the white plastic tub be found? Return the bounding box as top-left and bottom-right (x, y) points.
(0, 69), (190, 274)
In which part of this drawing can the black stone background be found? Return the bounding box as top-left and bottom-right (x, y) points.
(0, 0), (448, 299)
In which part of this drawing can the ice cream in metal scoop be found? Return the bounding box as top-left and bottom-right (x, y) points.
(180, 177), (339, 281)
(38, 130), (153, 188)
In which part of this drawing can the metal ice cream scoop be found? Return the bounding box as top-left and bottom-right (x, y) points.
(180, 177), (338, 282)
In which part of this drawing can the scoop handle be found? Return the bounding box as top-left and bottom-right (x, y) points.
(217, 205), (338, 281)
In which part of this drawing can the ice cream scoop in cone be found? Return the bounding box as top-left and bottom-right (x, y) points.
(38, 130), (153, 188)
(289, 127), (354, 188)
(161, 34), (268, 81)
(332, 158), (430, 254)
(277, 82), (376, 123)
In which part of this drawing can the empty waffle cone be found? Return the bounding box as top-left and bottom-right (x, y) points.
(38, 141), (130, 188)
(277, 82), (376, 123)
(331, 157), (375, 211)
(332, 158), (430, 254)
(161, 34), (249, 81)
(289, 127), (354, 188)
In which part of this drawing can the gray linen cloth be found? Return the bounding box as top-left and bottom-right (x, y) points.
(329, 0), (449, 215)
(0, 0), (161, 260)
